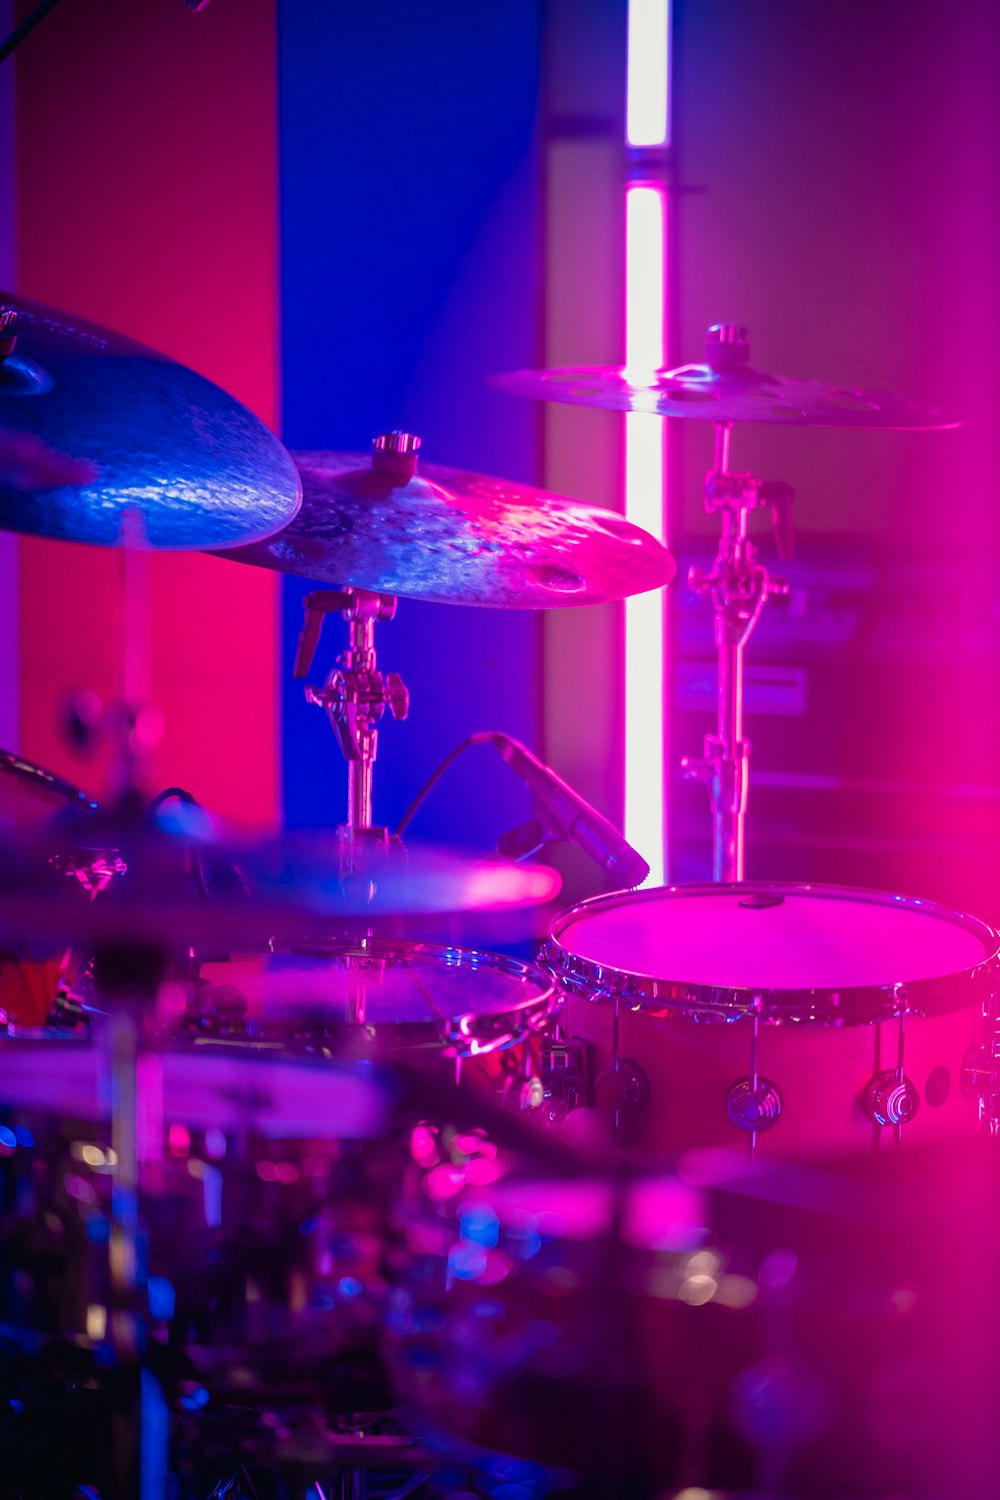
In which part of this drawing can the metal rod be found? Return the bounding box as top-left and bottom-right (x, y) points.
(685, 420), (781, 883)
(0, 0), (68, 65)
(347, 759), (373, 832)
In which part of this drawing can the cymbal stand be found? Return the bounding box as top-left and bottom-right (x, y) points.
(681, 422), (793, 882)
(295, 585), (410, 865)
(295, 584), (409, 1025)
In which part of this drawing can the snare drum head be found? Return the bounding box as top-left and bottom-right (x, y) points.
(198, 940), (557, 1054)
(548, 883), (1000, 1022)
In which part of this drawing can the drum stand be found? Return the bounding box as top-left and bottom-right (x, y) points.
(681, 351), (794, 882)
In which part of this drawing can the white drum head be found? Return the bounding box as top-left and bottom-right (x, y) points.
(547, 883), (1000, 1023)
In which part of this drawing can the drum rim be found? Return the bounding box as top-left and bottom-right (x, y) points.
(542, 880), (1000, 1025)
(195, 937), (560, 1057)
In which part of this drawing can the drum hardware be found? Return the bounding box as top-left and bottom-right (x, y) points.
(960, 991), (1000, 1131)
(216, 431), (675, 609)
(679, 334), (794, 881)
(725, 1007), (783, 1146)
(293, 582), (409, 870)
(860, 990), (921, 1138)
(0, 294), (301, 550)
(495, 326), (959, 880)
(593, 1053), (650, 1138)
(535, 1033), (594, 1124)
(293, 573), (410, 1032)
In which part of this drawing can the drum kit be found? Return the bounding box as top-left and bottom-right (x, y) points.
(1, 289), (998, 1499)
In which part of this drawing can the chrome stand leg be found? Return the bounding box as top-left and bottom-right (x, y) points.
(680, 331), (794, 883)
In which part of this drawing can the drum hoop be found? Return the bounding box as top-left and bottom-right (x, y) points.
(542, 881), (1000, 1026)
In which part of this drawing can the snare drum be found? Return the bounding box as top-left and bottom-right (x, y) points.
(196, 938), (558, 1063)
(543, 883), (1000, 1154)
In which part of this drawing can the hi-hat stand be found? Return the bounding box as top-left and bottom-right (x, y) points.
(681, 327), (794, 882)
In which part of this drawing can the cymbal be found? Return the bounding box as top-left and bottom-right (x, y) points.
(493, 324), (958, 430)
(0, 806), (561, 956)
(216, 438), (675, 606)
(0, 293), (301, 549)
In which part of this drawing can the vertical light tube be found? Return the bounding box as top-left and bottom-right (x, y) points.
(627, 0), (671, 148)
(624, 185), (667, 884)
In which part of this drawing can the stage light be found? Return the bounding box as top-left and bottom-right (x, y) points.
(627, 0), (671, 147)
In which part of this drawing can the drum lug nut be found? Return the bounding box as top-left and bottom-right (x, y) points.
(960, 1044), (1000, 1103)
(537, 1035), (593, 1123)
(862, 1069), (920, 1128)
(726, 1075), (783, 1133)
(594, 1058), (649, 1121)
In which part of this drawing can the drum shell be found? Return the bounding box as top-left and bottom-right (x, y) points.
(564, 995), (980, 1154)
(544, 883), (1000, 1156)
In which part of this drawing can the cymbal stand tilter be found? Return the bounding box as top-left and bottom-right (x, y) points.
(681, 327), (794, 883)
(294, 517), (410, 1029)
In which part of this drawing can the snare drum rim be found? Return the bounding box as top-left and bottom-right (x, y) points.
(200, 938), (561, 1058)
(542, 881), (1000, 1026)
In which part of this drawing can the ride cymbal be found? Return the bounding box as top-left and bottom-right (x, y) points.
(0, 294), (301, 549)
(217, 434), (675, 606)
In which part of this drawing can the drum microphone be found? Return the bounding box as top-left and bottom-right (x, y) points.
(486, 732), (649, 889)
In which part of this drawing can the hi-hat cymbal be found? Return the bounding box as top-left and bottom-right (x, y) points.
(216, 436), (675, 606)
(493, 324), (958, 430)
(0, 294), (301, 549)
(0, 805), (561, 956)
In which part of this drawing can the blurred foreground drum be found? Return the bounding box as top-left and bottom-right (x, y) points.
(0, 1029), (401, 1408)
(543, 883), (1000, 1153)
(386, 1131), (1000, 1499)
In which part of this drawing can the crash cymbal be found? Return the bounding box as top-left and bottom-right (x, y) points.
(0, 294), (301, 549)
(493, 324), (958, 430)
(0, 805), (561, 956)
(216, 434), (675, 606)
